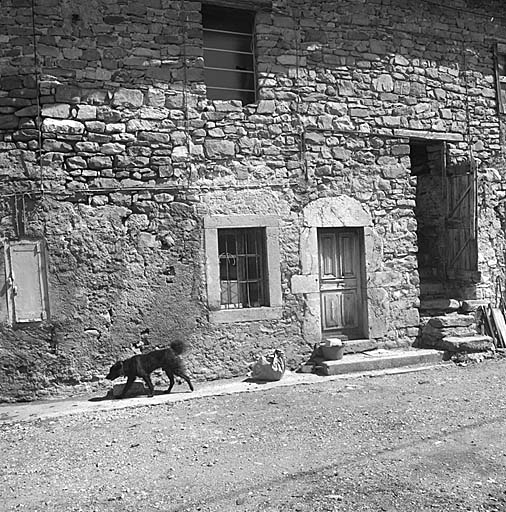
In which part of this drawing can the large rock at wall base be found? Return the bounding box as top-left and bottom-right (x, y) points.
(110, 382), (149, 398)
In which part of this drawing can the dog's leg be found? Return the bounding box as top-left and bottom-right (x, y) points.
(175, 371), (194, 392)
(120, 376), (136, 398)
(164, 369), (175, 394)
(142, 375), (155, 397)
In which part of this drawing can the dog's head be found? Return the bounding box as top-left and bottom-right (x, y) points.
(105, 361), (124, 380)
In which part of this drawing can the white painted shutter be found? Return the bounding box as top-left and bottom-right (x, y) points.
(8, 241), (47, 323)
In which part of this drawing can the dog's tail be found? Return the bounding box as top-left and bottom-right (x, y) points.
(170, 338), (187, 355)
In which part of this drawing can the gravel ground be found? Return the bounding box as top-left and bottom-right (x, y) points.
(2, 357), (506, 512)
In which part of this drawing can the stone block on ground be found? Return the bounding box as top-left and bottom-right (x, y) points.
(111, 382), (148, 398)
(438, 335), (494, 353)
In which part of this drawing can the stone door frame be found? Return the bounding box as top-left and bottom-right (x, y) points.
(291, 196), (374, 343)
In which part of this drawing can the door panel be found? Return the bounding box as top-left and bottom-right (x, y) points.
(319, 229), (365, 338)
(340, 234), (355, 277)
(320, 234), (337, 278)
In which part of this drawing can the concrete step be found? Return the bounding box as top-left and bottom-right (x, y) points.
(318, 348), (445, 376)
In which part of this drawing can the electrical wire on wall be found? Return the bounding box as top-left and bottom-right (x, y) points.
(0, 0), (48, 243)
(293, 6), (308, 182)
(180, 0), (194, 193)
(178, 0), (196, 263)
(30, 0), (44, 196)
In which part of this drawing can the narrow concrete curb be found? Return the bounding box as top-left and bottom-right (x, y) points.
(0, 352), (449, 424)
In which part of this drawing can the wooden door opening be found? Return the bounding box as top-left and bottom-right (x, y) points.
(410, 139), (478, 303)
(318, 228), (367, 339)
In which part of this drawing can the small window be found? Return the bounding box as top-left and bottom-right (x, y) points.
(219, 228), (267, 309)
(204, 215), (282, 323)
(202, 4), (256, 104)
(495, 43), (506, 114)
(4, 240), (50, 324)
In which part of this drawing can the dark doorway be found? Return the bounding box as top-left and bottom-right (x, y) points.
(410, 139), (478, 306)
(411, 140), (447, 303)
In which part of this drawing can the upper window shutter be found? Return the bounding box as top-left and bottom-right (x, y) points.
(6, 240), (48, 323)
(495, 43), (506, 114)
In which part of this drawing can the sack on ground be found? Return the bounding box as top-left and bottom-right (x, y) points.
(250, 349), (286, 381)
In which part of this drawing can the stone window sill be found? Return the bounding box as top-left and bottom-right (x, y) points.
(209, 307), (283, 324)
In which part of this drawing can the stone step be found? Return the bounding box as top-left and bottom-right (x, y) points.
(324, 338), (378, 355)
(318, 349), (445, 376)
(420, 298), (461, 314)
(427, 313), (476, 329)
(460, 299), (490, 313)
(435, 335), (494, 353)
(420, 323), (477, 344)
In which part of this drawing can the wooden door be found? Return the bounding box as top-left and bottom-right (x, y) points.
(318, 228), (365, 338)
(444, 160), (478, 279)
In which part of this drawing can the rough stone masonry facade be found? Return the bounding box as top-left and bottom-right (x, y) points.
(1, 0), (506, 401)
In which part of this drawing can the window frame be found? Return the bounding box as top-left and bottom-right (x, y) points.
(204, 215), (282, 323)
(202, 4), (257, 105)
(218, 227), (268, 309)
(4, 239), (50, 325)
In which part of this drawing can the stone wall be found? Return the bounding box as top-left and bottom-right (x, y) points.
(1, 0), (506, 400)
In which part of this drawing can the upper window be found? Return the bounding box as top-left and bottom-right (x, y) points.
(202, 4), (256, 104)
(495, 43), (506, 114)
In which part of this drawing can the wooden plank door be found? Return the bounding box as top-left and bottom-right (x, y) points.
(318, 228), (365, 338)
(445, 160), (477, 278)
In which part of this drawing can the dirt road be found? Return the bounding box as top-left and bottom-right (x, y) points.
(2, 357), (506, 511)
